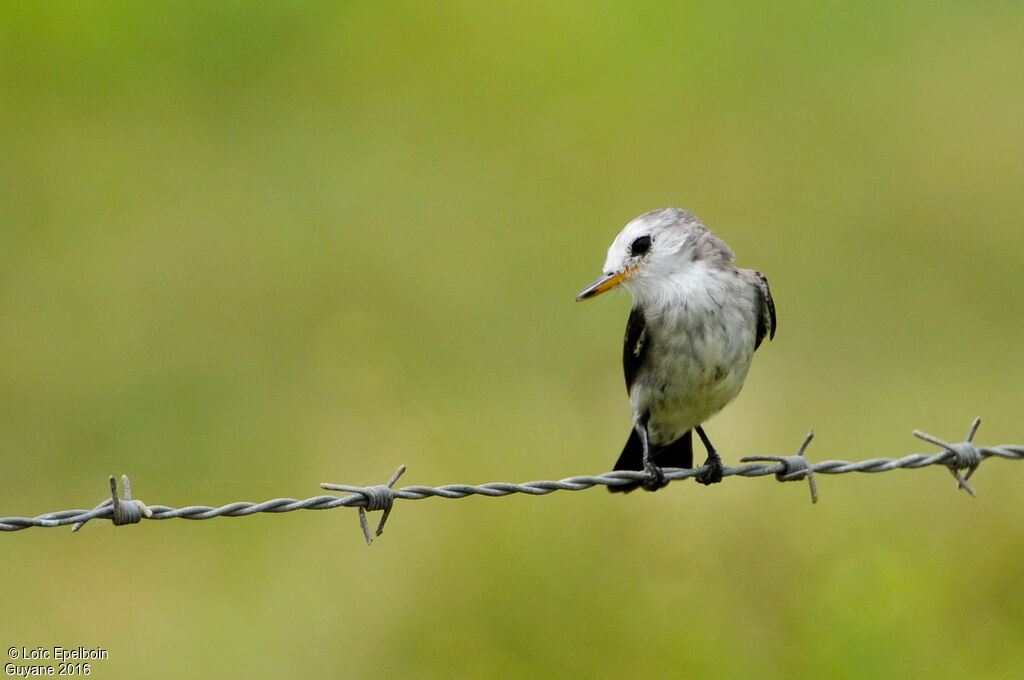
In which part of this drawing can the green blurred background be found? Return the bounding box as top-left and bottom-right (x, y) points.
(3, 1), (1023, 677)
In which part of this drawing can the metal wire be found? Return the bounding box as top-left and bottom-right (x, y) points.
(3, 418), (1022, 544)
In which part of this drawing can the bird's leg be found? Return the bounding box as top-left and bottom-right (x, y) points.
(638, 418), (667, 492)
(694, 426), (724, 485)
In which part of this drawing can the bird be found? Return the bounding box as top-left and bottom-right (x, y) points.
(576, 208), (776, 492)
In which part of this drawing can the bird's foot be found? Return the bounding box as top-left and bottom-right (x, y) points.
(695, 454), (724, 485)
(641, 461), (667, 491)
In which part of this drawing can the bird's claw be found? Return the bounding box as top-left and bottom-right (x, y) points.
(641, 462), (667, 491)
(695, 455), (724, 485)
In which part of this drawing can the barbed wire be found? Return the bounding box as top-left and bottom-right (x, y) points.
(3, 418), (1022, 544)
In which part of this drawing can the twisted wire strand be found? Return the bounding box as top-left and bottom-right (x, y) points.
(378, 444), (1023, 499)
(2, 420), (1022, 542)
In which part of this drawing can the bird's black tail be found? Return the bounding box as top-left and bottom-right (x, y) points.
(608, 429), (693, 493)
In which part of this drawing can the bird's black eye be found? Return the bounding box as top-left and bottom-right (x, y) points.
(630, 235), (651, 257)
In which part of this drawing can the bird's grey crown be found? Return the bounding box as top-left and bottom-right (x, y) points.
(638, 207), (700, 227)
(609, 207), (735, 272)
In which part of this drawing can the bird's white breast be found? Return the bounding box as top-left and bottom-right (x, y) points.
(629, 267), (758, 445)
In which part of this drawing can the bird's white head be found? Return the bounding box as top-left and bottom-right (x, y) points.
(576, 208), (734, 305)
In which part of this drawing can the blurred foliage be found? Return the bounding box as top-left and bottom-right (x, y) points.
(2, 1), (1023, 678)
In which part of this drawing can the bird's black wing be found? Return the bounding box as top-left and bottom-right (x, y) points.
(622, 302), (648, 394)
(753, 271), (776, 350)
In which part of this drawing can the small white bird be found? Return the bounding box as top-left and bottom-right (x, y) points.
(577, 208), (776, 492)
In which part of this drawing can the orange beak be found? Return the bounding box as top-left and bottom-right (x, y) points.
(575, 266), (636, 301)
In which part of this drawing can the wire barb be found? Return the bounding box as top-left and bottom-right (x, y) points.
(322, 465), (406, 545)
(3, 419), (1023, 542)
(741, 429), (818, 503)
(913, 417), (984, 496)
(70, 474), (152, 533)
